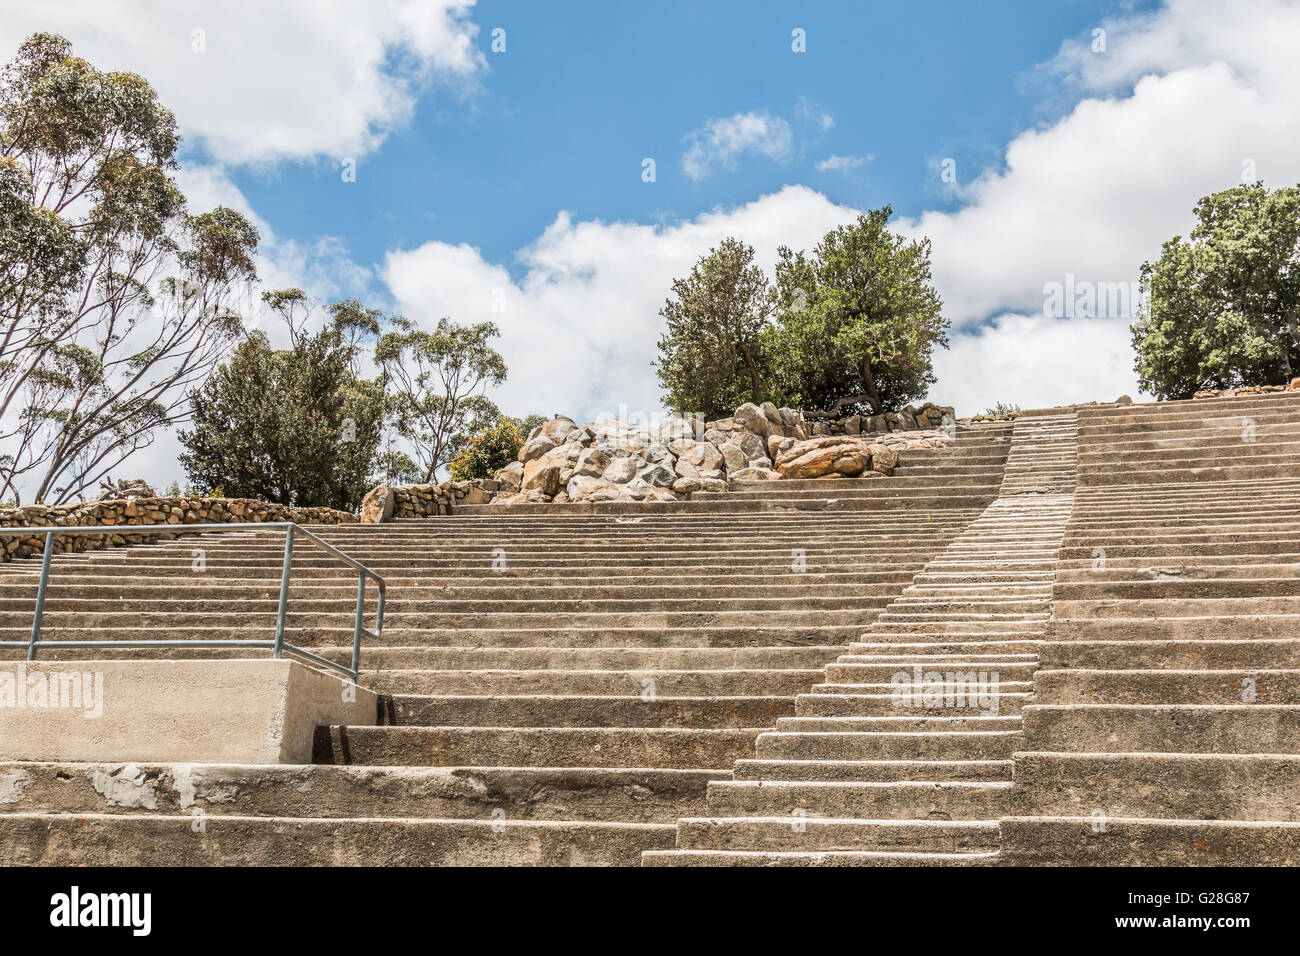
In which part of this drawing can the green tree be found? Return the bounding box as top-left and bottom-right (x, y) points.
(0, 33), (258, 504)
(767, 207), (948, 415)
(1132, 182), (1300, 399)
(177, 292), (382, 509)
(446, 416), (540, 481)
(375, 317), (507, 482)
(655, 237), (773, 418)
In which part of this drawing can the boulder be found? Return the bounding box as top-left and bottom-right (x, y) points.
(602, 457), (639, 484)
(776, 436), (872, 480)
(493, 461), (523, 493)
(638, 463), (676, 488)
(574, 447), (610, 478)
(737, 430), (769, 463)
(567, 475), (619, 502)
(521, 458), (563, 497)
(719, 442), (748, 474)
(671, 476), (701, 495)
(538, 416), (578, 442)
(360, 482), (394, 524)
(733, 402), (769, 440)
(519, 435), (557, 463)
(867, 443), (899, 475)
(729, 466), (781, 481)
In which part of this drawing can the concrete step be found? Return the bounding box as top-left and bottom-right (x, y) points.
(1022, 703), (1300, 752)
(1034, 669), (1300, 705)
(388, 694), (796, 728)
(672, 816), (1001, 852)
(0, 813), (676, 866)
(0, 761), (721, 822)
(705, 779), (1013, 819)
(317, 725), (761, 769)
(1000, 816), (1300, 866)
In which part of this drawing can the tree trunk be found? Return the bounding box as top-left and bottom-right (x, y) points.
(860, 358), (883, 414)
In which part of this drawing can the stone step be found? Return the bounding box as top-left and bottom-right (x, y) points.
(1010, 752), (1300, 820)
(1040, 639), (1300, 670)
(0, 762), (722, 822)
(1034, 669), (1300, 705)
(705, 779), (1013, 819)
(1022, 703), (1300, 752)
(388, 694), (796, 728)
(672, 816), (1001, 853)
(0, 813), (676, 866)
(641, 847), (997, 866)
(754, 730), (1024, 761)
(317, 725), (761, 769)
(366, 667), (821, 697)
(999, 816), (1300, 866)
(795, 692), (1029, 717)
(731, 758), (1013, 782)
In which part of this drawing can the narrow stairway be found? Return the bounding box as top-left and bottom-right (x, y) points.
(644, 411), (1078, 865)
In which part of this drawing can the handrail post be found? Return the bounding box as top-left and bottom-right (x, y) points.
(350, 570), (366, 680)
(272, 524), (296, 658)
(26, 531), (55, 661)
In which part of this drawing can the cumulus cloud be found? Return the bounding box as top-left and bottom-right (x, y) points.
(383, 187), (860, 422)
(897, 0), (1300, 328)
(387, 0), (1300, 424)
(815, 154), (873, 173)
(0, 0), (486, 166)
(681, 111), (794, 181)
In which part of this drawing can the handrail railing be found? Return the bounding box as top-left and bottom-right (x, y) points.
(0, 522), (385, 683)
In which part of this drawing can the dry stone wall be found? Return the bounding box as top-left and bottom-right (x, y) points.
(0, 497), (356, 562)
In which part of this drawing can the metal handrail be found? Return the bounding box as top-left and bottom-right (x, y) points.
(0, 521), (385, 682)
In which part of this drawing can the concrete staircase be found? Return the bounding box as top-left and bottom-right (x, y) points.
(7, 392), (1299, 866)
(643, 412), (1078, 865)
(0, 425), (1013, 865)
(1003, 392), (1300, 864)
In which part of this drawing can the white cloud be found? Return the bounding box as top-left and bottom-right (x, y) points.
(681, 111), (794, 181)
(387, 0), (1300, 424)
(795, 96), (835, 132)
(935, 313), (1139, 414)
(383, 187), (860, 422)
(898, 0), (1300, 328)
(815, 153), (873, 173)
(0, 0), (486, 166)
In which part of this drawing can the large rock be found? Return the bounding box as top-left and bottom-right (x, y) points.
(521, 457), (563, 496)
(732, 402), (769, 441)
(538, 416), (578, 442)
(737, 430), (769, 463)
(493, 461), (524, 493)
(602, 457), (638, 484)
(867, 443), (899, 475)
(519, 435), (556, 463)
(574, 447), (610, 478)
(567, 475), (620, 502)
(775, 436), (872, 480)
(360, 482), (394, 524)
(719, 442), (748, 474)
(638, 463), (676, 488)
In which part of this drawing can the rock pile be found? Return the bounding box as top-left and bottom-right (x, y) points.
(488, 401), (955, 505)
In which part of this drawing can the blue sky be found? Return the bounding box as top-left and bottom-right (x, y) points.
(3, 0), (1296, 488)
(228, 0), (1159, 278)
